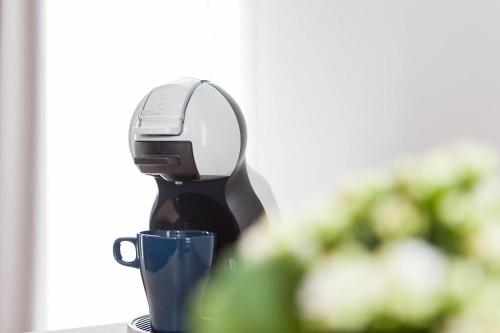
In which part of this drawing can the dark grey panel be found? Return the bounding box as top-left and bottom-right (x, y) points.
(133, 141), (199, 181)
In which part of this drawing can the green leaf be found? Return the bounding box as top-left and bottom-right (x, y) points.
(191, 254), (304, 333)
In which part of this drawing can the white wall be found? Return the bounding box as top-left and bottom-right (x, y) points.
(44, 0), (241, 330)
(242, 0), (500, 214)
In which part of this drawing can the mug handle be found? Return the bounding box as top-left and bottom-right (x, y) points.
(113, 237), (140, 268)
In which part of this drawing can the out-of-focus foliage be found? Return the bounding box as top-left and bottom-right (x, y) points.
(192, 142), (500, 333)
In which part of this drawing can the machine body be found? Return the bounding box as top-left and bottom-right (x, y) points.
(129, 78), (270, 254)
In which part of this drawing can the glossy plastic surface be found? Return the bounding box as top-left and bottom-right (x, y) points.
(130, 81), (241, 178)
(113, 230), (215, 333)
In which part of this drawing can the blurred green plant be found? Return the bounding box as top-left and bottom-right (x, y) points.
(192, 142), (500, 333)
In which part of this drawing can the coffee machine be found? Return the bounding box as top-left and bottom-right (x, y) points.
(127, 78), (274, 332)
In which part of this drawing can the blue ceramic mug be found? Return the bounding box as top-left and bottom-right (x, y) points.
(113, 230), (215, 333)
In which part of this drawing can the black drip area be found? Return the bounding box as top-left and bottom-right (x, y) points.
(150, 177), (240, 254)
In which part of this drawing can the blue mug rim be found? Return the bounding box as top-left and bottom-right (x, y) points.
(138, 229), (215, 239)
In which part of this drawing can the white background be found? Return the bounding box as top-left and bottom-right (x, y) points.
(44, 0), (241, 329)
(44, 0), (500, 330)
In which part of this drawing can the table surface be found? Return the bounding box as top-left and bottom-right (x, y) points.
(31, 323), (127, 333)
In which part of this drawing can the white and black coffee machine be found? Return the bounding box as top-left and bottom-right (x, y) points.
(127, 78), (275, 332)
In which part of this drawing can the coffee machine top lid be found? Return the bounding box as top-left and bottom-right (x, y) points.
(129, 78), (246, 181)
(132, 78), (201, 136)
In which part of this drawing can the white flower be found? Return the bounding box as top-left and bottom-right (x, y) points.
(441, 282), (500, 333)
(336, 170), (392, 214)
(300, 201), (355, 251)
(472, 177), (500, 219)
(395, 142), (499, 201)
(437, 176), (500, 233)
(238, 221), (277, 264)
(452, 142), (499, 182)
(437, 191), (476, 232)
(380, 239), (448, 324)
(237, 217), (320, 264)
(371, 195), (428, 240)
(297, 249), (384, 331)
(441, 315), (500, 333)
(238, 199), (360, 265)
(395, 149), (459, 200)
(446, 259), (485, 307)
(469, 222), (500, 266)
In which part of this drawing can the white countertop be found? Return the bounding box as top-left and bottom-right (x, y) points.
(32, 323), (127, 333)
